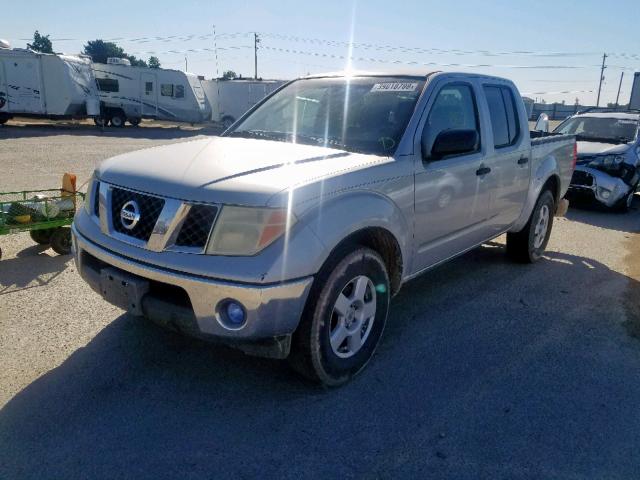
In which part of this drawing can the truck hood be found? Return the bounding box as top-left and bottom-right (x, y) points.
(96, 137), (387, 206)
(577, 141), (630, 157)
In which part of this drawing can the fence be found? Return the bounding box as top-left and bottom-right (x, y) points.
(529, 103), (595, 121)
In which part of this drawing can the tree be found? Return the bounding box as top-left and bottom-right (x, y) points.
(148, 56), (161, 69)
(83, 39), (147, 67)
(221, 70), (237, 80)
(27, 30), (53, 54)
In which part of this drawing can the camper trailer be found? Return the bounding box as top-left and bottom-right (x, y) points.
(0, 42), (99, 125)
(92, 59), (210, 126)
(201, 79), (286, 127)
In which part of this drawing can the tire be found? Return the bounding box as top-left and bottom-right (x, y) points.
(128, 117), (141, 127)
(614, 188), (636, 213)
(0, 114), (9, 125)
(506, 189), (555, 263)
(49, 227), (72, 255)
(94, 116), (109, 127)
(30, 228), (55, 245)
(110, 114), (126, 128)
(289, 247), (390, 386)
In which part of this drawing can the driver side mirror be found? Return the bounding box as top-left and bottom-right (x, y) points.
(534, 113), (549, 133)
(425, 129), (479, 160)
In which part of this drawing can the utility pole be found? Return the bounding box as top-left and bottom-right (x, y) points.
(596, 52), (607, 107)
(253, 33), (259, 79)
(185, 56), (188, 72)
(615, 71), (624, 108)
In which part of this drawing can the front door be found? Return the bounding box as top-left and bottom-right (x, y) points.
(140, 72), (157, 117)
(412, 81), (492, 272)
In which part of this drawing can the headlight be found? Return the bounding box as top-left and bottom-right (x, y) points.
(206, 206), (295, 256)
(84, 174), (96, 214)
(589, 155), (625, 169)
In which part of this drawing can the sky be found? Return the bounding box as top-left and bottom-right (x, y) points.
(3, 0), (639, 105)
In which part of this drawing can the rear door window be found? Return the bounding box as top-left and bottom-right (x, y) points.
(484, 85), (520, 148)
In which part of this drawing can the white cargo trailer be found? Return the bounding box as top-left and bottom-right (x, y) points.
(0, 44), (99, 125)
(630, 72), (640, 110)
(201, 79), (286, 127)
(92, 59), (210, 127)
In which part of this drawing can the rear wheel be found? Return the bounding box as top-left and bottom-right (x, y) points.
(289, 247), (390, 386)
(0, 114), (9, 125)
(507, 189), (555, 263)
(50, 227), (72, 255)
(128, 117), (141, 127)
(30, 228), (55, 245)
(110, 113), (126, 128)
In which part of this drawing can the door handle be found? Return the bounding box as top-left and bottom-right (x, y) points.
(476, 166), (491, 176)
(518, 156), (529, 165)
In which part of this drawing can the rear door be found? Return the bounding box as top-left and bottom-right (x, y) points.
(140, 72), (158, 117)
(481, 84), (530, 230)
(412, 79), (492, 272)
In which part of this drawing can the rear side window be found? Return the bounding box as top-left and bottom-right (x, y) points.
(96, 78), (119, 93)
(484, 85), (520, 148)
(175, 85), (185, 99)
(424, 83), (480, 156)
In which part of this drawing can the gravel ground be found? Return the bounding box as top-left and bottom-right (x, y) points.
(1, 123), (640, 479)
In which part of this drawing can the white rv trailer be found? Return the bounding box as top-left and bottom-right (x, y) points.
(630, 72), (640, 110)
(201, 79), (286, 127)
(91, 59), (210, 127)
(0, 42), (100, 125)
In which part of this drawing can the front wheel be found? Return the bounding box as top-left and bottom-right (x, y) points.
(30, 228), (55, 245)
(507, 190), (555, 263)
(289, 247), (390, 386)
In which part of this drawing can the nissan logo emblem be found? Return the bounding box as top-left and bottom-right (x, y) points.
(120, 200), (141, 230)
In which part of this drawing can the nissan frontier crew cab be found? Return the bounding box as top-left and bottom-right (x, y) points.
(73, 71), (576, 386)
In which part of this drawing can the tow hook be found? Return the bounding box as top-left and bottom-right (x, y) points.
(556, 198), (569, 217)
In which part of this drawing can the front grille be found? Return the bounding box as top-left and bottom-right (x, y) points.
(571, 170), (594, 187)
(175, 204), (218, 248)
(111, 187), (165, 241)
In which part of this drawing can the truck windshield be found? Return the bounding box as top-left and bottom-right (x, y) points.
(554, 116), (639, 144)
(226, 76), (425, 155)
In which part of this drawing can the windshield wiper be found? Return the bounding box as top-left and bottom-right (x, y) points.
(226, 129), (288, 141)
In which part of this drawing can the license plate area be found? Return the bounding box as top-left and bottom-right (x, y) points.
(100, 267), (149, 316)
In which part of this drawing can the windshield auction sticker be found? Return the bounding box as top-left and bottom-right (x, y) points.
(371, 82), (418, 92)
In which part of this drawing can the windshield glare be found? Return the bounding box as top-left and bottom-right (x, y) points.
(554, 116), (638, 143)
(227, 77), (425, 155)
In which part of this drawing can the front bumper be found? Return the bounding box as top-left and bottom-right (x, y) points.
(72, 224), (313, 343)
(568, 166), (631, 208)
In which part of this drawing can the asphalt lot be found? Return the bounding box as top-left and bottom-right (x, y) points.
(1, 122), (640, 479)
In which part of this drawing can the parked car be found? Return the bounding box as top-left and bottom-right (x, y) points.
(555, 109), (640, 211)
(72, 71), (576, 386)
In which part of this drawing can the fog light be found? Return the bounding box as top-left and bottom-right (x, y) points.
(218, 299), (247, 329)
(599, 188), (611, 200)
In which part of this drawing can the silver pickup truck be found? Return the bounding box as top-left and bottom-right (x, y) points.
(72, 71), (576, 385)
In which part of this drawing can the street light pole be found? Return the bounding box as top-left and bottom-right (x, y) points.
(615, 71), (624, 108)
(596, 52), (607, 107)
(254, 33), (259, 80)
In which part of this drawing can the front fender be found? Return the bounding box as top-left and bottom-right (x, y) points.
(297, 190), (412, 278)
(510, 155), (559, 232)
